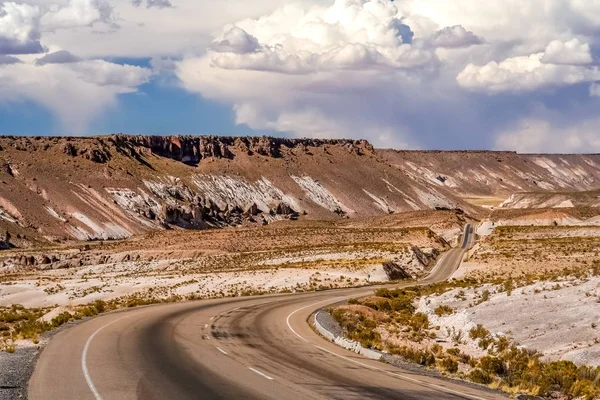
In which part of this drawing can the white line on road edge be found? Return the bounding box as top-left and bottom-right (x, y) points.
(248, 367), (274, 380)
(287, 305), (487, 400)
(82, 316), (131, 400)
(286, 297), (345, 342)
(216, 347), (228, 355)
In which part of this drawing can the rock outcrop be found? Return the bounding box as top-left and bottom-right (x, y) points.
(109, 135), (374, 165)
(382, 261), (412, 280)
(411, 246), (440, 267)
(0, 231), (10, 250)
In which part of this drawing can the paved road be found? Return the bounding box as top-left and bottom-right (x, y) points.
(30, 224), (503, 400)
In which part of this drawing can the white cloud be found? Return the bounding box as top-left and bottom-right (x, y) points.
(0, 59), (151, 133)
(430, 25), (483, 48)
(541, 38), (593, 65)
(0, 2), (44, 54)
(38, 0), (291, 58)
(177, 0), (441, 142)
(211, 26), (260, 54)
(175, 0), (600, 148)
(494, 118), (600, 153)
(6, 0), (600, 149)
(203, 1), (437, 74)
(457, 53), (600, 93)
(40, 0), (114, 30)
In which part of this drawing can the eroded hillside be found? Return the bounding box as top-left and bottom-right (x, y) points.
(382, 150), (600, 206)
(0, 135), (599, 248)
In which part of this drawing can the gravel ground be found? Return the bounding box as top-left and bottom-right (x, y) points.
(315, 308), (343, 338)
(0, 346), (40, 400)
(0, 320), (81, 400)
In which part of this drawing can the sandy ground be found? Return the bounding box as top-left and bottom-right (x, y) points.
(462, 222), (600, 278)
(417, 276), (600, 366)
(0, 261), (389, 308)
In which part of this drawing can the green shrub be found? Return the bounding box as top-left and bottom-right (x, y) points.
(409, 313), (429, 331)
(570, 379), (600, 400)
(479, 356), (505, 376)
(440, 357), (458, 373)
(363, 299), (391, 312)
(389, 345), (436, 367)
(446, 347), (460, 356)
(478, 337), (494, 350)
(540, 360), (578, 395)
(330, 308), (380, 349)
(468, 369), (493, 384)
(390, 296), (415, 313)
(434, 305), (454, 317)
(494, 336), (510, 352)
(51, 312), (72, 328)
(469, 324), (490, 340)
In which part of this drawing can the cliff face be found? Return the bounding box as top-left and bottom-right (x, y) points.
(71, 135), (374, 164)
(0, 135), (598, 248)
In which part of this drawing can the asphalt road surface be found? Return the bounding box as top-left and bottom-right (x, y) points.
(29, 225), (504, 400)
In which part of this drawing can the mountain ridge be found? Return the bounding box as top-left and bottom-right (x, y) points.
(0, 134), (599, 249)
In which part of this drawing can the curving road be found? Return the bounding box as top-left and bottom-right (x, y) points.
(29, 224), (504, 400)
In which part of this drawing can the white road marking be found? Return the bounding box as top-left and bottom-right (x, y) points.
(82, 316), (131, 400)
(248, 367), (274, 380)
(287, 304), (487, 400)
(216, 347), (228, 355)
(286, 297), (345, 342)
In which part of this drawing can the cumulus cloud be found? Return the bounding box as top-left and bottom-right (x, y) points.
(494, 118), (600, 153)
(0, 2), (44, 55)
(203, 0), (438, 74)
(0, 0), (118, 56)
(430, 25), (483, 48)
(541, 38), (593, 65)
(40, 0), (115, 30)
(457, 53), (600, 93)
(177, 0), (441, 144)
(35, 49), (80, 65)
(210, 26), (260, 54)
(0, 59), (151, 133)
(6, 0), (600, 149)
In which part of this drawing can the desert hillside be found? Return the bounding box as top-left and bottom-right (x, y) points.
(0, 135), (599, 248)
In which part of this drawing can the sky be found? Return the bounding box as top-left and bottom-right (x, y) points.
(1, 0), (600, 152)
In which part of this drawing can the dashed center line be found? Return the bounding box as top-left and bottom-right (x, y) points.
(216, 347), (228, 355)
(248, 367), (274, 380)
